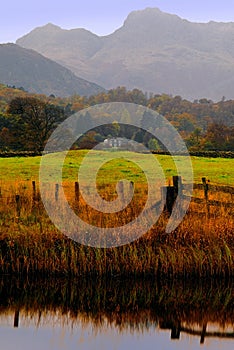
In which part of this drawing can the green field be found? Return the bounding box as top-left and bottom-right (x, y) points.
(0, 150), (233, 186)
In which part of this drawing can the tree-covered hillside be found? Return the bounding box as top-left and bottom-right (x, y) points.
(0, 85), (233, 152)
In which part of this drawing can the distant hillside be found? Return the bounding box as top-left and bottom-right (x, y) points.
(17, 8), (234, 101)
(0, 43), (105, 97)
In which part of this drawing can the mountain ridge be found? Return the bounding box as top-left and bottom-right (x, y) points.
(16, 7), (234, 100)
(0, 43), (105, 97)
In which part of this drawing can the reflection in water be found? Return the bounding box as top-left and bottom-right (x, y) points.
(0, 276), (234, 348)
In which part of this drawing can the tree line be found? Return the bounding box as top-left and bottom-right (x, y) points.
(0, 85), (233, 152)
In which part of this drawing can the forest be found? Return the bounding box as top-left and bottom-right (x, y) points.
(0, 84), (233, 152)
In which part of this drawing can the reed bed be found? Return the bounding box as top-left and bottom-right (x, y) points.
(0, 179), (233, 279)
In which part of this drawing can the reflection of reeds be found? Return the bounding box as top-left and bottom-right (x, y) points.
(0, 277), (234, 334)
(0, 181), (233, 277)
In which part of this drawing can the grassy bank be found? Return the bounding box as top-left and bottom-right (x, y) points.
(0, 197), (233, 278)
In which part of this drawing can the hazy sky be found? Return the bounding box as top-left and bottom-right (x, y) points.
(1, 0), (234, 44)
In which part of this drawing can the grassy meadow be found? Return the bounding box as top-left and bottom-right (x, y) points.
(0, 150), (233, 278)
(0, 150), (233, 185)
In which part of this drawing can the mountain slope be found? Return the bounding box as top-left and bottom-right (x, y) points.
(17, 8), (234, 100)
(0, 43), (105, 97)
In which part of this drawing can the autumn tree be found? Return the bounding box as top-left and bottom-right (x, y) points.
(148, 138), (160, 151)
(204, 123), (234, 151)
(7, 97), (65, 152)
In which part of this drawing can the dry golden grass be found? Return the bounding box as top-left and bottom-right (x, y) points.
(0, 180), (233, 278)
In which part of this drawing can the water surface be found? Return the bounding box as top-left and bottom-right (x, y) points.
(1, 277), (234, 350)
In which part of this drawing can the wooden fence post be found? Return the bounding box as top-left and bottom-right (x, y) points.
(32, 181), (36, 201)
(55, 184), (59, 201)
(118, 181), (124, 202)
(161, 176), (182, 214)
(161, 186), (175, 214)
(14, 310), (20, 328)
(74, 181), (80, 211)
(173, 176), (182, 198)
(200, 323), (207, 344)
(171, 324), (181, 340)
(15, 194), (21, 217)
(202, 177), (210, 216)
(75, 182), (79, 202)
(129, 181), (134, 199)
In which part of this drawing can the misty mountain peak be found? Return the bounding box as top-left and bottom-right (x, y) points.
(41, 23), (62, 31)
(15, 7), (234, 100)
(123, 7), (182, 28)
